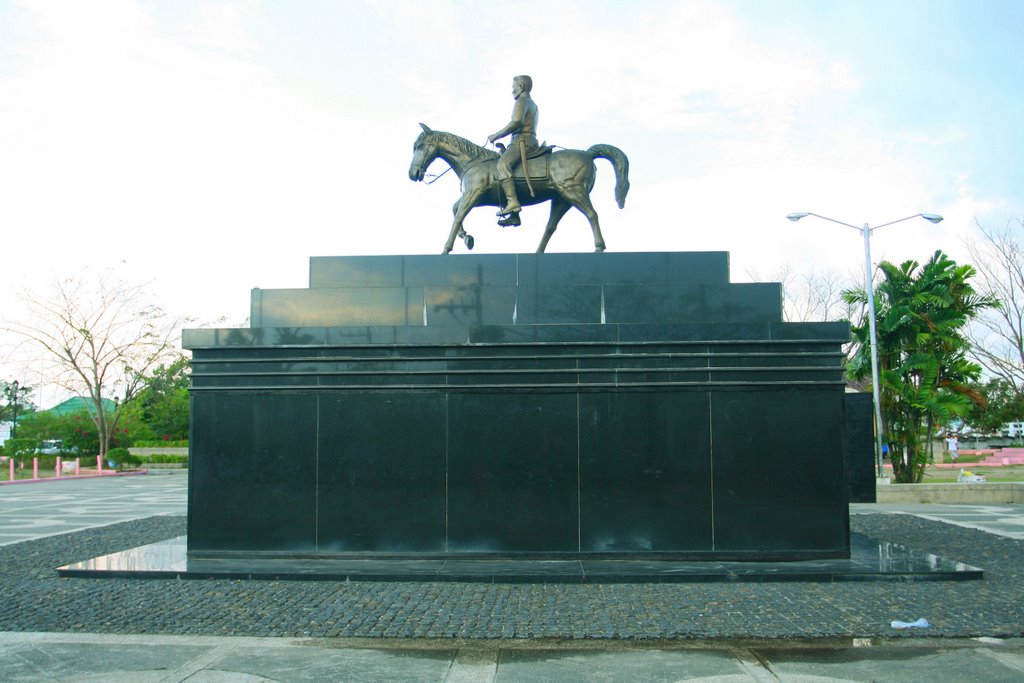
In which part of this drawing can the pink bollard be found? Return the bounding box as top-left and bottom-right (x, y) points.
(33, 457), (38, 479)
(97, 455), (103, 474)
(75, 457), (81, 476)
(55, 456), (62, 478)
(8, 458), (13, 482)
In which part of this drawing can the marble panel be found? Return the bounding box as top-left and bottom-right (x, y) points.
(446, 393), (579, 552)
(316, 393), (447, 551)
(709, 390), (849, 555)
(188, 392), (318, 552)
(579, 391), (713, 552)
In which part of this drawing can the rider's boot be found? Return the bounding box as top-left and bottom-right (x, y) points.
(496, 179), (522, 216)
(497, 212), (521, 227)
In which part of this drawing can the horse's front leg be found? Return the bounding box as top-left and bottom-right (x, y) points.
(443, 189), (484, 254)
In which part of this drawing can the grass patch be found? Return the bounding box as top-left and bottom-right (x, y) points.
(942, 452), (987, 464)
(922, 465), (1024, 483)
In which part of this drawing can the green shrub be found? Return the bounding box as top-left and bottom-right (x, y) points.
(132, 439), (189, 448)
(120, 452), (143, 470)
(3, 438), (37, 457)
(106, 447), (142, 470)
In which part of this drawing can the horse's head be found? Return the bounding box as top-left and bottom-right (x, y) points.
(409, 123), (437, 182)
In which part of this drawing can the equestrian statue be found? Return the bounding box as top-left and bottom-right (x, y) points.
(408, 75), (630, 254)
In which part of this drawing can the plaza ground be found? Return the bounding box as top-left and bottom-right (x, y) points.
(1, 472), (1022, 681)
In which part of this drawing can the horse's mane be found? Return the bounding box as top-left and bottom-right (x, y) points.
(419, 129), (499, 162)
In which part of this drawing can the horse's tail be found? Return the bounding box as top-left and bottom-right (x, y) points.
(587, 144), (630, 209)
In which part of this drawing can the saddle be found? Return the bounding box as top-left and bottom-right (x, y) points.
(499, 144), (553, 180)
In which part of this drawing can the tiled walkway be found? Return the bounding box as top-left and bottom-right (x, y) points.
(852, 502), (1024, 540)
(0, 472), (186, 546)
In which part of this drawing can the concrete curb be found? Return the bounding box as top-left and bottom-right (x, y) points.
(0, 469), (149, 486)
(876, 482), (1024, 504)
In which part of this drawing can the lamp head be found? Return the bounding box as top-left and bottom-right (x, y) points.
(786, 212), (809, 222)
(921, 213), (943, 224)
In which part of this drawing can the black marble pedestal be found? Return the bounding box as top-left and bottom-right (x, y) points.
(182, 252), (852, 563)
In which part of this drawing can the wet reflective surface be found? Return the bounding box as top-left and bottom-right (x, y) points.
(252, 253), (766, 329)
(182, 321), (850, 349)
(59, 532), (983, 582)
(251, 283), (785, 328)
(308, 253), (732, 289)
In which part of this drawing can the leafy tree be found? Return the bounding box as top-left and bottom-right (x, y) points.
(138, 356), (190, 440)
(125, 355), (190, 441)
(5, 273), (182, 458)
(1, 380), (35, 437)
(964, 378), (1024, 434)
(844, 251), (998, 482)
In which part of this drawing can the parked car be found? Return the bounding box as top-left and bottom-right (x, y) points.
(35, 440), (78, 455)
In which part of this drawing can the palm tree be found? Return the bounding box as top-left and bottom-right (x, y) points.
(844, 251), (998, 482)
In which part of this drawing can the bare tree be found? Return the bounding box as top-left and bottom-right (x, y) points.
(748, 264), (860, 323)
(783, 266), (860, 323)
(5, 274), (182, 458)
(966, 218), (1024, 395)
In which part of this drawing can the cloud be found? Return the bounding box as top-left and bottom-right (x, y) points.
(2, 0), (1019, 402)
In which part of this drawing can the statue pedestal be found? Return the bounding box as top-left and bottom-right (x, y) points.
(183, 252), (850, 560)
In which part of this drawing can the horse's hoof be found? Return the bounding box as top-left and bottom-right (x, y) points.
(595, 246), (606, 253)
(442, 247), (452, 255)
(464, 234), (475, 250)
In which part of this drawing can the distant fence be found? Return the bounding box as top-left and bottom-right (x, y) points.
(2, 455), (125, 484)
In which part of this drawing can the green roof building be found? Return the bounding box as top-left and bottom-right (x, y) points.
(46, 397), (117, 416)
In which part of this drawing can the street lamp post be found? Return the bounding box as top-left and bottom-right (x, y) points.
(786, 212), (944, 479)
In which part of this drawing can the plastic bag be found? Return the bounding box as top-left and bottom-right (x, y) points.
(891, 618), (930, 629)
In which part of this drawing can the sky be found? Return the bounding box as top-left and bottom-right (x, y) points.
(2, 0), (1023, 407)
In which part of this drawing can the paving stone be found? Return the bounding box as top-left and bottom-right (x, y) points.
(0, 507), (1021, 640)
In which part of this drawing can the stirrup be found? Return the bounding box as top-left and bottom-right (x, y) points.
(496, 204), (521, 217)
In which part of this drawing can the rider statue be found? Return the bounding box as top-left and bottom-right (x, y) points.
(487, 75), (540, 227)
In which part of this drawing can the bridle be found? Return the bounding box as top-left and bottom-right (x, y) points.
(415, 136), (502, 184)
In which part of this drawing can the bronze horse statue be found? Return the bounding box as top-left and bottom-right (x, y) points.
(408, 124), (629, 254)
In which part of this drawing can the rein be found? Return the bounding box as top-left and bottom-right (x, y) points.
(425, 144), (563, 184)
(424, 166), (452, 184)
(420, 133), (524, 185)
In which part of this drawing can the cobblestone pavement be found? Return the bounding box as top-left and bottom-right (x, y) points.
(0, 512), (1021, 640)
